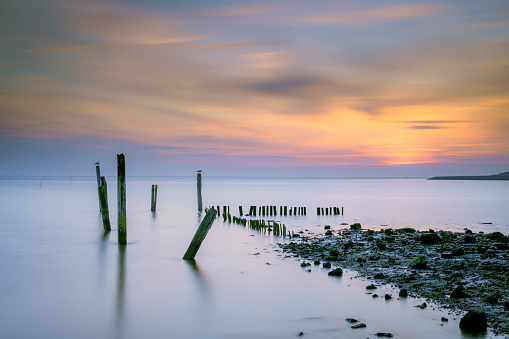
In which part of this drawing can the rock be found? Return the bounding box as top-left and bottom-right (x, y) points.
(488, 232), (505, 241)
(344, 241), (354, 249)
(313, 260), (320, 265)
(328, 268), (343, 276)
(504, 301), (509, 311)
(399, 288), (408, 298)
(374, 273), (385, 279)
(459, 310), (487, 332)
(409, 256), (428, 269)
(384, 294), (392, 300)
(450, 285), (469, 298)
(366, 284), (377, 290)
(350, 223), (362, 231)
(324, 225), (331, 229)
(322, 262), (331, 268)
(464, 235), (476, 244)
(375, 333), (394, 338)
(298, 331), (304, 336)
(300, 262), (310, 267)
(440, 253), (453, 259)
(372, 294), (379, 298)
(329, 248), (339, 256)
(324, 256), (340, 261)
(420, 233), (441, 245)
(345, 318), (359, 323)
(351, 323), (366, 329)
(398, 228), (416, 233)
(452, 248), (465, 256)
(324, 230), (332, 236)
(415, 302), (427, 309)
(441, 317), (449, 322)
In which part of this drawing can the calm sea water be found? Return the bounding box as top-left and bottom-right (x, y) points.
(0, 176), (507, 339)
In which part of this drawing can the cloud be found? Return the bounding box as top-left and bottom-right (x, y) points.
(407, 125), (446, 130)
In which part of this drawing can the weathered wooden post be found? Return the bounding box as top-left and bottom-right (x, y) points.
(239, 206), (243, 216)
(117, 154), (127, 245)
(99, 176), (111, 232)
(183, 208), (217, 260)
(342, 207), (344, 214)
(151, 184), (158, 212)
(317, 207), (320, 215)
(284, 206), (287, 216)
(197, 171), (203, 212)
(95, 162), (102, 211)
(217, 205), (220, 216)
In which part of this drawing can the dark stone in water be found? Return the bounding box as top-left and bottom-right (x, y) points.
(409, 256), (428, 269)
(324, 230), (333, 236)
(372, 294), (379, 298)
(298, 331), (304, 336)
(351, 323), (366, 329)
(399, 288), (408, 298)
(452, 248), (465, 256)
(322, 262), (331, 268)
(441, 253), (453, 259)
(420, 233), (441, 245)
(346, 318), (359, 323)
(451, 285), (469, 298)
(328, 267), (343, 276)
(324, 225), (331, 230)
(375, 333), (394, 338)
(350, 223), (362, 231)
(366, 284), (377, 290)
(459, 310), (487, 332)
(300, 262), (310, 267)
(415, 302), (427, 309)
(313, 260), (320, 265)
(384, 294), (392, 300)
(374, 273), (385, 279)
(398, 227), (416, 233)
(441, 317), (449, 322)
(329, 248), (339, 256)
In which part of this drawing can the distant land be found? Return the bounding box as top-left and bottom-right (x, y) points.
(428, 171), (509, 180)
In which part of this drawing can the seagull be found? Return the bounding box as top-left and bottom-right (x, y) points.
(94, 162), (100, 166)
(197, 170), (202, 172)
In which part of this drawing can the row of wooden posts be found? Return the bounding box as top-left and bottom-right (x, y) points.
(95, 156), (343, 261)
(212, 210), (291, 237)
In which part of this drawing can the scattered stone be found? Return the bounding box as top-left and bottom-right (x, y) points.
(298, 331), (304, 336)
(398, 228), (416, 233)
(372, 294), (379, 298)
(350, 223), (362, 231)
(399, 289), (408, 298)
(313, 260), (320, 265)
(324, 230), (333, 236)
(450, 285), (469, 298)
(441, 317), (449, 322)
(351, 323), (366, 329)
(328, 268), (343, 276)
(488, 232), (505, 241)
(366, 284), (377, 290)
(420, 233), (441, 245)
(345, 318), (359, 323)
(329, 248), (339, 257)
(440, 253), (453, 259)
(322, 262), (331, 268)
(459, 310), (487, 332)
(415, 303), (427, 309)
(324, 225), (331, 230)
(265, 262), (271, 265)
(409, 256), (428, 269)
(504, 301), (509, 311)
(375, 333), (394, 338)
(374, 273), (385, 279)
(451, 247), (465, 256)
(384, 294), (392, 300)
(464, 235), (476, 244)
(300, 262), (310, 267)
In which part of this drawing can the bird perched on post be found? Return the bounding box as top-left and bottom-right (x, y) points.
(197, 170), (202, 173)
(94, 162), (100, 166)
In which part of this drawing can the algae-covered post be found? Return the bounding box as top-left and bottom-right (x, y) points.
(95, 162), (102, 211)
(151, 184), (158, 212)
(99, 176), (111, 232)
(239, 206), (243, 216)
(197, 171), (203, 212)
(117, 154), (127, 245)
(183, 208), (217, 260)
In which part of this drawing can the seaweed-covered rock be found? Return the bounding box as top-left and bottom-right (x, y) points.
(350, 223), (362, 231)
(488, 232), (505, 240)
(399, 288), (408, 298)
(351, 323), (366, 329)
(375, 333), (394, 338)
(420, 233), (441, 245)
(464, 235), (476, 244)
(398, 228), (416, 233)
(452, 247), (465, 256)
(346, 318), (359, 323)
(366, 284), (377, 290)
(328, 267), (343, 276)
(451, 285), (469, 298)
(329, 248), (339, 256)
(409, 256), (428, 269)
(459, 310), (487, 332)
(322, 262), (331, 268)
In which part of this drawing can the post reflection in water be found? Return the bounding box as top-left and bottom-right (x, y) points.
(116, 244), (126, 339)
(185, 259), (210, 302)
(98, 231), (110, 284)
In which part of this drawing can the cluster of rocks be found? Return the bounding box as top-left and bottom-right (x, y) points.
(277, 225), (509, 336)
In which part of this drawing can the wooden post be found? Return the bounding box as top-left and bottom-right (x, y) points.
(197, 172), (203, 212)
(217, 205), (220, 216)
(342, 207), (344, 215)
(117, 154), (127, 245)
(151, 184), (158, 212)
(95, 163), (103, 212)
(317, 207), (320, 215)
(239, 206), (243, 216)
(99, 176), (111, 232)
(183, 209), (217, 260)
(284, 206), (287, 216)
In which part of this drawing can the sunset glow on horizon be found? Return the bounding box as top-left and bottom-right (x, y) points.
(1, 0), (508, 176)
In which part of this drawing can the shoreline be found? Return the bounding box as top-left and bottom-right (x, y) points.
(276, 226), (509, 336)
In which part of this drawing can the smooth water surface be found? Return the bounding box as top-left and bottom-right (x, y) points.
(0, 176), (507, 338)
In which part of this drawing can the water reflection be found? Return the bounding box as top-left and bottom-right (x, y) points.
(461, 329), (488, 339)
(185, 259), (210, 301)
(116, 244), (126, 339)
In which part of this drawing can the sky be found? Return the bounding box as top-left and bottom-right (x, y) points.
(1, 0), (508, 177)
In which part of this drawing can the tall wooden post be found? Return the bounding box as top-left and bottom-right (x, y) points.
(117, 154), (127, 245)
(99, 176), (111, 231)
(151, 185), (158, 212)
(239, 206), (243, 216)
(197, 172), (203, 212)
(95, 163), (102, 211)
(183, 209), (217, 260)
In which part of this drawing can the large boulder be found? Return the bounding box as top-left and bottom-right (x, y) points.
(420, 233), (441, 245)
(459, 310), (487, 332)
(409, 256), (428, 269)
